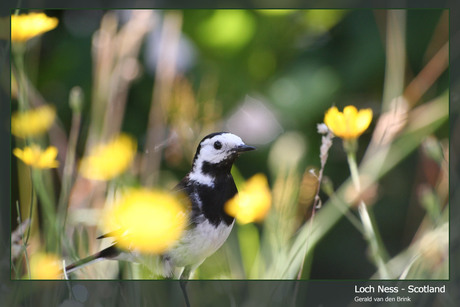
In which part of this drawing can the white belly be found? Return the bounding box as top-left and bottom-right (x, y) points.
(167, 220), (234, 268)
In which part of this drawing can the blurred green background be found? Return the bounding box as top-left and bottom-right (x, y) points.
(11, 9), (448, 279)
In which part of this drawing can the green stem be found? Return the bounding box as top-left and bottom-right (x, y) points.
(15, 201), (31, 279)
(57, 111), (81, 229)
(346, 149), (390, 278)
(325, 191), (364, 234)
(12, 44), (28, 111)
(32, 169), (58, 252)
(346, 149), (360, 191)
(24, 180), (35, 245)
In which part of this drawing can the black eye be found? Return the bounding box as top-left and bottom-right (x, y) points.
(214, 141), (222, 150)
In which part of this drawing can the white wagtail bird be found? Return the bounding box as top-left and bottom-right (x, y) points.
(65, 132), (256, 283)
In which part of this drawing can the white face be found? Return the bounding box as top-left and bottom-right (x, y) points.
(196, 133), (245, 164)
(188, 133), (251, 186)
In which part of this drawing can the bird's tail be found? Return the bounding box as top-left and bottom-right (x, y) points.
(64, 245), (121, 275)
(64, 245), (176, 278)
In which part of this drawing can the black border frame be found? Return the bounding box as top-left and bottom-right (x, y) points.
(1, 1), (459, 306)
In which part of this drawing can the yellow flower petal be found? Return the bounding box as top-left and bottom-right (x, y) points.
(13, 148), (25, 162)
(356, 109), (373, 135)
(103, 189), (187, 254)
(13, 145), (59, 169)
(11, 105), (56, 138)
(38, 146), (59, 168)
(343, 105), (358, 117)
(225, 173), (272, 224)
(29, 253), (61, 279)
(79, 134), (137, 181)
(11, 13), (58, 42)
(21, 146), (37, 165)
(324, 106), (344, 137)
(324, 105), (373, 139)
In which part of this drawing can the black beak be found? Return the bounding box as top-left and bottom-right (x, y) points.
(236, 144), (256, 152)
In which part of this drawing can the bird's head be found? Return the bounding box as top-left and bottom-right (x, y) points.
(190, 132), (255, 183)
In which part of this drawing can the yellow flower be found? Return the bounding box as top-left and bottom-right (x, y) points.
(103, 189), (187, 254)
(11, 12), (58, 42)
(324, 105), (373, 140)
(11, 105), (56, 138)
(79, 134), (137, 181)
(225, 173), (272, 224)
(13, 145), (59, 169)
(29, 253), (61, 279)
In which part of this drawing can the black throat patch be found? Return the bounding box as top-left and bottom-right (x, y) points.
(195, 174), (237, 227)
(200, 156), (237, 178)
